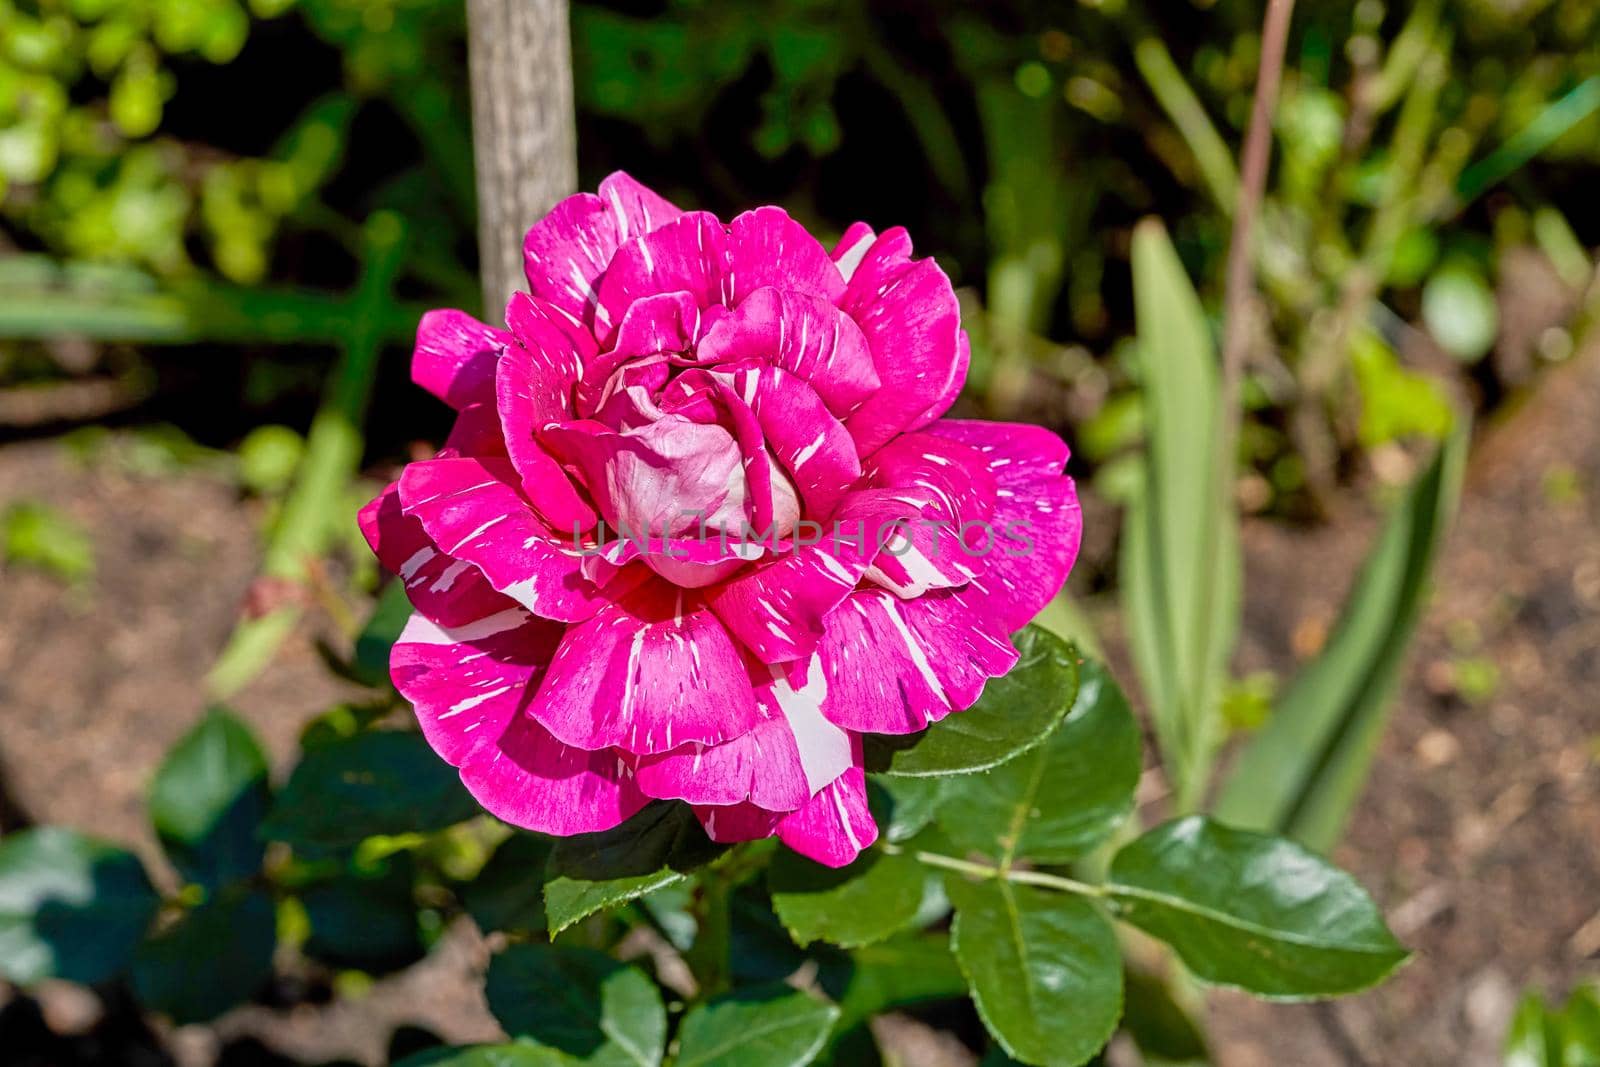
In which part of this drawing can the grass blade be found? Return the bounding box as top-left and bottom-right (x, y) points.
(1124, 218), (1241, 810)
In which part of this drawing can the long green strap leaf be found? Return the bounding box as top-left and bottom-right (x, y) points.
(1124, 219), (1241, 811)
(1214, 423), (1467, 851)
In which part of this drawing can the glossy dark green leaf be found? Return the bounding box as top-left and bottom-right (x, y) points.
(0, 827), (158, 985)
(1108, 817), (1409, 999)
(543, 803), (723, 936)
(947, 876), (1122, 1067)
(302, 856), (421, 973)
(485, 944), (665, 1067)
(768, 845), (923, 948)
(1215, 427), (1466, 852)
(260, 730), (479, 849)
(865, 627), (1079, 778)
(831, 934), (967, 1035)
(871, 775), (946, 844)
(131, 887), (276, 1024)
(148, 710), (271, 889)
(464, 833), (552, 935)
(393, 1042), (569, 1067)
(674, 984), (839, 1067)
(939, 659), (1140, 864)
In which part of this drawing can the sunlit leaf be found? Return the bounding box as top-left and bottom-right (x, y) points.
(543, 803), (723, 936)
(865, 627), (1079, 778)
(947, 875), (1122, 1067)
(938, 658), (1139, 864)
(674, 985), (839, 1067)
(768, 846), (924, 949)
(1124, 218), (1240, 809)
(1108, 817), (1408, 999)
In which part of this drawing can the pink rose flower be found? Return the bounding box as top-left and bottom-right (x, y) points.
(360, 173), (1081, 866)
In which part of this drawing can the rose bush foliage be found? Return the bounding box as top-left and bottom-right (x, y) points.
(359, 172), (1081, 866)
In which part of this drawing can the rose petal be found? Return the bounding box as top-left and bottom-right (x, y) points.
(440, 401), (507, 459)
(758, 654), (853, 795)
(831, 222), (877, 282)
(391, 606), (555, 765)
(460, 712), (649, 836)
(927, 419), (1081, 630)
(704, 487), (918, 663)
(776, 764), (877, 868)
(594, 207), (844, 347)
(527, 579), (765, 754)
(723, 206), (846, 306)
(855, 433), (999, 599)
(812, 587), (1019, 736)
(522, 171), (683, 324)
(412, 309), (510, 410)
(540, 414), (746, 540)
(713, 363), (861, 520)
(497, 293), (598, 530)
(398, 456), (611, 623)
(694, 802), (781, 844)
(358, 482), (510, 627)
(635, 716), (809, 812)
(697, 286), (879, 419)
(839, 228), (967, 455)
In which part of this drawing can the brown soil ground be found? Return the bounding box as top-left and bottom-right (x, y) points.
(1, 329), (1597, 1066)
(0, 447), (501, 1065)
(1210, 338), (1600, 1067)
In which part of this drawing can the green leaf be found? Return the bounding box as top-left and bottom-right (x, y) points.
(393, 1044), (569, 1067)
(1502, 984), (1600, 1067)
(1215, 426), (1466, 851)
(0, 827), (158, 985)
(938, 658), (1140, 865)
(1562, 984), (1600, 1064)
(768, 846), (924, 948)
(464, 832), (552, 935)
(543, 803), (723, 936)
(148, 710), (271, 889)
(865, 627), (1079, 778)
(1124, 219), (1240, 808)
(831, 934), (967, 1035)
(871, 775), (946, 844)
(1505, 992), (1562, 1067)
(260, 730), (480, 849)
(674, 984), (839, 1067)
(946, 876), (1122, 1067)
(485, 945), (666, 1067)
(302, 856), (421, 973)
(1108, 817), (1408, 999)
(131, 887), (276, 1024)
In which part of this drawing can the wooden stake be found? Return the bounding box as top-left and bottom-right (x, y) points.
(466, 0), (578, 313)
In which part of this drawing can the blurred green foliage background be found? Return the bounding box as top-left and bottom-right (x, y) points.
(2, 0), (1598, 530)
